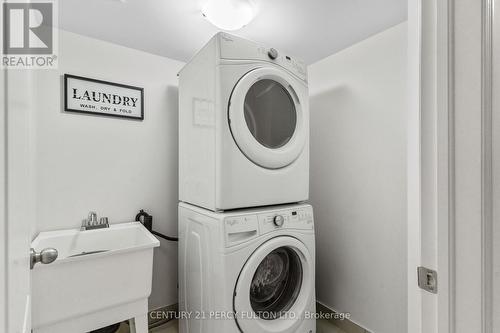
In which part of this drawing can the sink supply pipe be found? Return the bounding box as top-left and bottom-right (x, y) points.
(135, 209), (179, 242)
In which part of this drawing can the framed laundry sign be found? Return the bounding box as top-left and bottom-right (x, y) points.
(64, 74), (144, 120)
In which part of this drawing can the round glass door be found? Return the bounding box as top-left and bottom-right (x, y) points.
(244, 80), (297, 149)
(233, 237), (313, 332)
(249, 247), (303, 319)
(228, 67), (308, 169)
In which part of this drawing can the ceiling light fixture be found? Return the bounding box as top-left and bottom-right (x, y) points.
(201, 0), (256, 31)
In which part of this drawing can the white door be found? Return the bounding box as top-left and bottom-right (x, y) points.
(2, 69), (37, 332)
(409, 0), (497, 332)
(228, 67), (308, 169)
(233, 237), (313, 332)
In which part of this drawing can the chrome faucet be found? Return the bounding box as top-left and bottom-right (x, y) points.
(81, 211), (109, 231)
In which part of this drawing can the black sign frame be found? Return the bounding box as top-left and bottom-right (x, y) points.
(64, 74), (144, 120)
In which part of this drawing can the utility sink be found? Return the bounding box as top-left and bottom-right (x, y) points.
(31, 222), (160, 333)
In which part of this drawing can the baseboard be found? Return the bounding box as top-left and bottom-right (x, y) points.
(148, 303), (178, 329)
(316, 302), (371, 333)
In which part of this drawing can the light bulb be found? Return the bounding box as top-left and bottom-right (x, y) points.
(202, 0), (256, 31)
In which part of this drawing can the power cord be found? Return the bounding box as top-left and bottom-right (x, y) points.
(150, 230), (178, 242)
(136, 209), (179, 242)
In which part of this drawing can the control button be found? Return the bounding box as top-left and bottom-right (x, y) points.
(268, 48), (278, 60)
(273, 215), (285, 227)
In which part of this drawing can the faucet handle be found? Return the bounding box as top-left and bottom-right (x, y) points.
(99, 217), (109, 226)
(88, 211), (98, 225)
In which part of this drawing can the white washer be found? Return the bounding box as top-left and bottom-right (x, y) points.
(178, 33), (309, 211)
(178, 202), (316, 333)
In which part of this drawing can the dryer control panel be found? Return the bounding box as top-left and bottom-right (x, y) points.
(223, 206), (313, 247)
(217, 33), (307, 83)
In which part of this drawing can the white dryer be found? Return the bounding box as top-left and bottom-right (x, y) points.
(178, 202), (316, 333)
(178, 33), (309, 211)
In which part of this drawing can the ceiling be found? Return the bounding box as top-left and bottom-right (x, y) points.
(59, 0), (407, 65)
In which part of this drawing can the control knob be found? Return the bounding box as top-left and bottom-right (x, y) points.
(273, 215), (285, 227)
(268, 48), (278, 60)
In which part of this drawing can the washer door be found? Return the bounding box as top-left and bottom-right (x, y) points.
(234, 237), (313, 332)
(229, 67), (307, 169)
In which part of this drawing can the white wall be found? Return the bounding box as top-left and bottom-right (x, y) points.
(32, 30), (184, 309)
(309, 22), (407, 333)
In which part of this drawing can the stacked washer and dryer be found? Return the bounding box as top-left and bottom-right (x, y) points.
(178, 33), (315, 333)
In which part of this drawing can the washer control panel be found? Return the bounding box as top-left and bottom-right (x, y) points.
(223, 206), (313, 247)
(257, 207), (313, 235)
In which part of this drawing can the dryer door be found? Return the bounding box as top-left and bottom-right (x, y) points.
(228, 67), (308, 169)
(233, 236), (313, 332)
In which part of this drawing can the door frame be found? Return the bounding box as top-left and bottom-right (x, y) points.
(407, 0), (453, 330)
(481, 0), (494, 331)
(408, 0), (495, 332)
(1, 51), (7, 333)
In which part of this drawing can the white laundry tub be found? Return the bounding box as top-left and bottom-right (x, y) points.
(31, 222), (160, 333)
